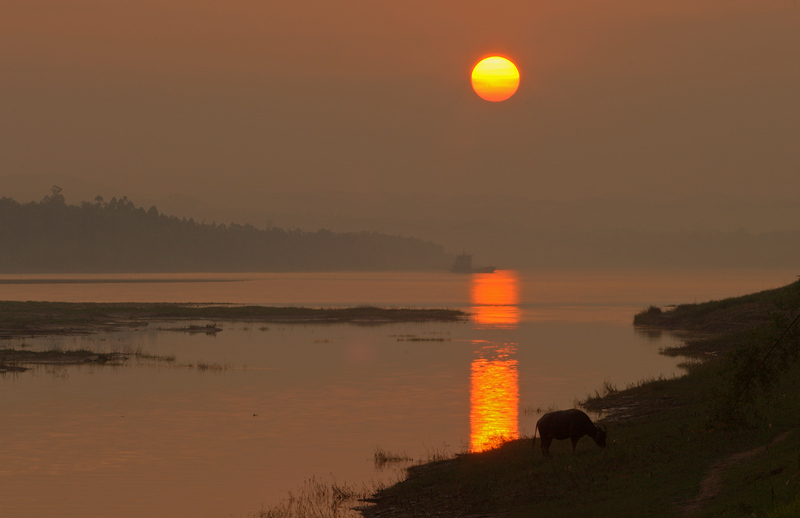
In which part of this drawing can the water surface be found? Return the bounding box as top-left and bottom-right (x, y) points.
(0, 269), (795, 517)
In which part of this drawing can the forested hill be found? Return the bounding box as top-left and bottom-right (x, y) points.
(0, 191), (452, 273)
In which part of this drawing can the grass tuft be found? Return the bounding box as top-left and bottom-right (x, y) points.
(256, 477), (380, 518)
(373, 447), (413, 469)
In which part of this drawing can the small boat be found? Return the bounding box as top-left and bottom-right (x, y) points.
(450, 253), (496, 274)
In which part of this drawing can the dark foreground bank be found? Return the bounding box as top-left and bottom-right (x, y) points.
(358, 278), (800, 518)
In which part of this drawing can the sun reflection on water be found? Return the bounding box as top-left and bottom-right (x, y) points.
(469, 270), (521, 452)
(470, 343), (519, 452)
(470, 271), (520, 329)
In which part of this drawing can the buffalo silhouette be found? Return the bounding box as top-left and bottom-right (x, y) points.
(533, 409), (607, 456)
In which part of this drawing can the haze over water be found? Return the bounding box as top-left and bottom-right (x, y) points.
(3, 2), (800, 270)
(1, 269), (796, 517)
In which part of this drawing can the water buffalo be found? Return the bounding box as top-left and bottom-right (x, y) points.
(533, 409), (607, 456)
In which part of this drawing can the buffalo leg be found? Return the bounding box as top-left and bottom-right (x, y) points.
(541, 437), (552, 456)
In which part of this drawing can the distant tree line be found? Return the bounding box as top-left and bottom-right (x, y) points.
(0, 189), (452, 273)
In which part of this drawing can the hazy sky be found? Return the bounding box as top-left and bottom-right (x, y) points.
(2, 1), (799, 211)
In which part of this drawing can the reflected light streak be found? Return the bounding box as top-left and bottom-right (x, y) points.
(470, 344), (519, 452)
(471, 270), (520, 328)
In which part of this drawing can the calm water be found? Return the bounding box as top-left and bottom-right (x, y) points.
(0, 269), (796, 517)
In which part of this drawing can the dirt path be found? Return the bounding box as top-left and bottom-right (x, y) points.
(677, 431), (792, 515)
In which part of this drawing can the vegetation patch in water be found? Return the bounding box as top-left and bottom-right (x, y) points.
(0, 301), (467, 339)
(0, 347), (180, 372)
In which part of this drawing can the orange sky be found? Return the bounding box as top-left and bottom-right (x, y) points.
(1, 1), (799, 213)
(6, 1), (788, 77)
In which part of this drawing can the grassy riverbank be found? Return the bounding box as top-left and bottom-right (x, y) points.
(0, 301), (466, 339)
(359, 278), (800, 517)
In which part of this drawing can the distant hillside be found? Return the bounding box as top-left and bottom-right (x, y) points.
(0, 189), (451, 273)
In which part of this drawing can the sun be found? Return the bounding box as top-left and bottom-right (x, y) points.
(471, 56), (520, 102)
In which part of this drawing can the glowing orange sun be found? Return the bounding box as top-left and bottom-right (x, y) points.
(471, 56), (520, 102)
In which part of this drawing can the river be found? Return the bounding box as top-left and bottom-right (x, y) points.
(0, 269), (795, 517)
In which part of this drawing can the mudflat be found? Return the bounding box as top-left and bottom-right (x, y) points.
(0, 300), (467, 339)
(0, 301), (466, 372)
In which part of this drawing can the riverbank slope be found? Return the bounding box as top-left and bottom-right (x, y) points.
(360, 278), (800, 517)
